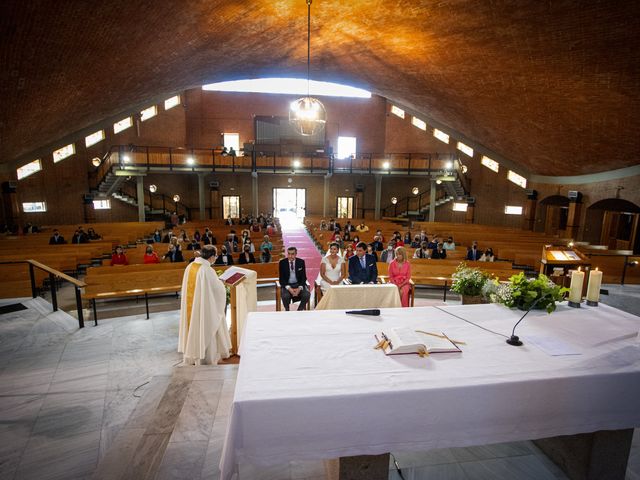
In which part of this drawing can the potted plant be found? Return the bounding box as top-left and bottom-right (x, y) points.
(487, 272), (568, 313)
(451, 263), (491, 305)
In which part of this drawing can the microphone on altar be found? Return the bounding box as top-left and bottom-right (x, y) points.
(506, 292), (554, 346)
(346, 309), (381, 316)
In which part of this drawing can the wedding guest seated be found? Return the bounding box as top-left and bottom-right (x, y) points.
(238, 244), (256, 264)
(332, 234), (344, 250)
(243, 237), (256, 253)
(193, 229), (202, 242)
(466, 241), (482, 261)
(381, 241), (397, 263)
(410, 235), (421, 248)
(49, 229), (66, 244)
(241, 229), (251, 242)
(366, 243), (379, 262)
(224, 234), (238, 253)
(419, 230), (428, 242)
(260, 247), (272, 263)
(162, 231), (173, 243)
(351, 235), (360, 249)
(87, 227), (101, 240)
(348, 242), (378, 284)
(187, 238), (201, 250)
(214, 246), (234, 265)
(480, 248), (495, 262)
(371, 235), (383, 252)
(388, 246), (412, 307)
(413, 241), (431, 259)
(330, 228), (341, 241)
(111, 245), (129, 266)
(202, 229), (216, 245)
(319, 219), (328, 230)
(393, 233), (405, 247)
(375, 229), (385, 242)
(178, 229), (189, 243)
(152, 229), (162, 243)
(328, 218), (336, 231)
(260, 235), (273, 252)
(278, 246), (310, 311)
(225, 217), (234, 226)
(427, 236), (438, 250)
(163, 244), (184, 262)
(266, 222), (276, 235)
(143, 245), (160, 264)
(71, 227), (89, 244)
(251, 221), (261, 232)
(343, 229), (351, 241)
(355, 222), (369, 232)
(343, 244), (355, 260)
(403, 231), (412, 244)
(431, 243), (447, 259)
(344, 221), (355, 233)
(320, 242), (345, 293)
(443, 236), (456, 250)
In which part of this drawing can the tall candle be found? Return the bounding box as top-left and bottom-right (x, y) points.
(586, 268), (603, 303)
(568, 268), (584, 304)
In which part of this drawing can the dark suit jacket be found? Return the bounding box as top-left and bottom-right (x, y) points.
(49, 235), (66, 244)
(278, 258), (307, 288)
(214, 253), (234, 265)
(238, 253), (256, 264)
(348, 254), (378, 284)
(466, 248), (482, 261)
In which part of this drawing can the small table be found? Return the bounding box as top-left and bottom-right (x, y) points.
(315, 283), (401, 310)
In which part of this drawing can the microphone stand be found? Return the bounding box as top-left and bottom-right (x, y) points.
(506, 292), (554, 346)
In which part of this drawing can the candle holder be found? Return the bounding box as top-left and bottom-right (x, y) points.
(586, 300), (598, 307)
(568, 300), (581, 308)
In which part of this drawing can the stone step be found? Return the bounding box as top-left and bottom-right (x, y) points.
(92, 364), (238, 480)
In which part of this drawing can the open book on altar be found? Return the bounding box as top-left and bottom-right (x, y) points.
(218, 268), (246, 286)
(376, 327), (462, 355)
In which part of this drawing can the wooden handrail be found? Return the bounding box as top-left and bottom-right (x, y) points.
(27, 260), (86, 287)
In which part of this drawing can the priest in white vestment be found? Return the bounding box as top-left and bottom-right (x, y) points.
(178, 245), (231, 365)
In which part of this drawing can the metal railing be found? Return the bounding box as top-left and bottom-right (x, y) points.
(0, 259), (87, 328)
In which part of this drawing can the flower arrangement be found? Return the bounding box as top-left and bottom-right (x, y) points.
(487, 272), (568, 313)
(450, 263), (491, 297)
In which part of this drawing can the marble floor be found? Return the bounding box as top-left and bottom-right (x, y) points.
(1, 288), (639, 480)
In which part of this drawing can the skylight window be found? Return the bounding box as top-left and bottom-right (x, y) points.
(140, 105), (158, 121)
(202, 78), (371, 98)
(452, 202), (468, 212)
(411, 117), (427, 131)
(505, 205), (523, 215)
(390, 105), (405, 119)
(481, 155), (499, 173)
(457, 141), (473, 157)
(17, 159), (42, 180)
(164, 95), (181, 110)
(53, 144), (75, 163)
(85, 130), (105, 147)
(114, 117), (133, 134)
(22, 202), (47, 213)
(507, 170), (527, 188)
(433, 129), (450, 144)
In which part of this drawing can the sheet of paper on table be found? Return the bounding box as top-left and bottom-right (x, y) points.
(526, 335), (582, 356)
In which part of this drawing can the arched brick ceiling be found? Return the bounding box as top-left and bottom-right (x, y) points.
(1, 0), (639, 176)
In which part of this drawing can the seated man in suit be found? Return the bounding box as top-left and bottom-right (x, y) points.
(466, 241), (482, 261)
(278, 246), (310, 311)
(49, 229), (66, 244)
(348, 242), (378, 284)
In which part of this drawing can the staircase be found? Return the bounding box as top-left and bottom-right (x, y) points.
(400, 194), (455, 218)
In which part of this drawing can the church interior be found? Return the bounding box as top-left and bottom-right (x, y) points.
(1, 1), (639, 479)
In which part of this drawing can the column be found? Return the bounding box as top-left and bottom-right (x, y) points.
(136, 175), (145, 222)
(374, 175), (382, 220)
(198, 173), (206, 220)
(566, 192), (583, 239)
(429, 179), (436, 222)
(252, 172), (259, 217)
(465, 201), (475, 224)
(210, 187), (221, 218)
(522, 189), (538, 231)
(1, 182), (20, 229)
(323, 174), (332, 217)
(83, 195), (96, 224)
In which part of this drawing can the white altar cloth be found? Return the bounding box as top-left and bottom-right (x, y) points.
(220, 303), (640, 479)
(315, 283), (401, 310)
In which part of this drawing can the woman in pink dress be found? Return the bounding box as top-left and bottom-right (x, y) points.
(388, 246), (412, 307)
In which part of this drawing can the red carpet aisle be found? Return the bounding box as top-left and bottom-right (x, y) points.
(281, 223), (323, 295)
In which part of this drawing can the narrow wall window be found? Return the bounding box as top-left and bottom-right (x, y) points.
(140, 105), (158, 121)
(164, 95), (181, 110)
(53, 143), (75, 163)
(113, 117), (133, 134)
(433, 129), (449, 144)
(17, 159), (42, 180)
(223, 195), (240, 218)
(93, 199), (111, 210)
(336, 196), (354, 218)
(223, 133), (240, 153)
(85, 130), (105, 147)
(337, 136), (357, 159)
(23, 202), (47, 212)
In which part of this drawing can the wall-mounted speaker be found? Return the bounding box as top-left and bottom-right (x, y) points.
(567, 190), (582, 202)
(355, 183), (364, 191)
(1, 181), (17, 193)
(209, 181), (220, 189)
(466, 197), (476, 204)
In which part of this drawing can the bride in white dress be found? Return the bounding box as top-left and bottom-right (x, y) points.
(319, 243), (345, 293)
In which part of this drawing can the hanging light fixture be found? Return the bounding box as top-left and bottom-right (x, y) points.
(289, 0), (326, 136)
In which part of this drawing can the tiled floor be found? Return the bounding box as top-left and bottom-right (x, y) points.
(1, 287), (639, 480)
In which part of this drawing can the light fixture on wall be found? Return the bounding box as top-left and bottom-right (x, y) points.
(173, 194), (180, 202)
(293, 160), (301, 168)
(122, 155), (131, 163)
(412, 187), (419, 195)
(149, 184), (157, 193)
(436, 179), (442, 185)
(391, 197), (398, 205)
(445, 161), (453, 170)
(186, 157), (195, 166)
(91, 157), (101, 167)
(461, 165), (468, 174)
(383, 161), (390, 169)
(289, 0), (326, 136)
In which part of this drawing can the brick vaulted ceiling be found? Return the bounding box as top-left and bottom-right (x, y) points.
(1, 1), (639, 176)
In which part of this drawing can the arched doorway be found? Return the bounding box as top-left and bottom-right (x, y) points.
(586, 198), (640, 251)
(538, 195), (570, 236)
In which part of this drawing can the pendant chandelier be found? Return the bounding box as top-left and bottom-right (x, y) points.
(289, 0), (326, 136)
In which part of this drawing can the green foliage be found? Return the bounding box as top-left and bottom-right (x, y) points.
(492, 272), (569, 313)
(450, 263), (491, 297)
(216, 269), (231, 306)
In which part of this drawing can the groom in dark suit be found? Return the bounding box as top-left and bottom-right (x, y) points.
(348, 242), (378, 284)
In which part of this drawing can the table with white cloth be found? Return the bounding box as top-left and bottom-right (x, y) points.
(315, 283), (401, 310)
(219, 303), (640, 480)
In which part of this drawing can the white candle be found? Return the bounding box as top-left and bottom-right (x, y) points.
(568, 268), (584, 304)
(586, 268), (603, 303)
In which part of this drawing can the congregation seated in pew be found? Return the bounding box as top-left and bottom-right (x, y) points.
(214, 246), (234, 266)
(49, 229), (66, 244)
(238, 245), (256, 264)
(111, 245), (129, 266)
(143, 245), (160, 264)
(163, 243), (184, 262)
